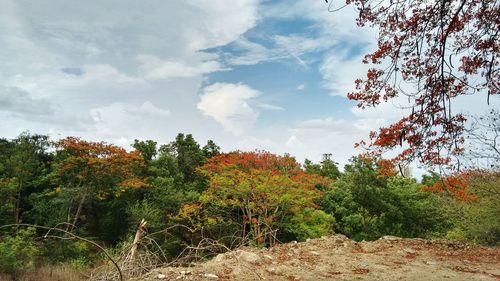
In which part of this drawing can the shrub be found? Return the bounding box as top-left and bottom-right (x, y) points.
(284, 208), (335, 241)
(0, 227), (39, 279)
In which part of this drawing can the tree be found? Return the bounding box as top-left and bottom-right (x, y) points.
(463, 109), (500, 169)
(132, 139), (158, 163)
(161, 134), (206, 183)
(53, 137), (146, 231)
(202, 140), (221, 158)
(339, 0), (499, 167)
(0, 133), (50, 227)
(128, 142), (198, 230)
(320, 156), (448, 240)
(0, 227), (39, 279)
(304, 154), (341, 180)
(448, 171), (500, 245)
(178, 151), (334, 246)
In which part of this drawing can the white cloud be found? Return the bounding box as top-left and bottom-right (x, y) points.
(137, 54), (226, 80)
(286, 135), (303, 148)
(81, 64), (144, 84)
(197, 83), (261, 136)
(235, 136), (281, 153)
(0, 0), (261, 142)
(88, 101), (171, 142)
(225, 33), (332, 67)
(90, 101), (170, 123)
(281, 116), (391, 167)
(182, 0), (260, 51)
(260, 0), (378, 96)
(296, 84), (305, 91)
(125, 101), (171, 118)
(256, 103), (285, 111)
(294, 117), (362, 133)
(319, 52), (370, 97)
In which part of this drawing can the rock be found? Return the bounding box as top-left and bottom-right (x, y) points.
(237, 250), (261, 264)
(213, 253), (226, 263)
(157, 274), (167, 279)
(310, 251), (320, 256)
(263, 254), (274, 260)
(202, 273), (219, 279)
(405, 248), (416, 254)
(381, 236), (401, 241)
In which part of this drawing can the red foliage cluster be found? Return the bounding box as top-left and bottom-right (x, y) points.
(188, 151), (334, 245)
(343, 0), (499, 168)
(421, 170), (487, 201)
(55, 137), (146, 196)
(376, 159), (397, 178)
(200, 150), (302, 175)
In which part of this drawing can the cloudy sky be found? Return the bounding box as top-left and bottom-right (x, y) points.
(1, 0), (497, 170)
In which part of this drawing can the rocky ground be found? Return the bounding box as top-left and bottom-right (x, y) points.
(137, 235), (500, 281)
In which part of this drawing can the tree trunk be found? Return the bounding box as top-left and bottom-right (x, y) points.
(14, 181), (23, 230)
(70, 191), (87, 232)
(126, 219), (147, 262)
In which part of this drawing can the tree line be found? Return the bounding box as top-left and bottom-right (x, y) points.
(0, 132), (498, 279)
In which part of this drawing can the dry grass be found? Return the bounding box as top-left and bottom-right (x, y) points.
(0, 264), (87, 281)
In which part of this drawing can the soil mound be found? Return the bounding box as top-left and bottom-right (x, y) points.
(138, 235), (500, 281)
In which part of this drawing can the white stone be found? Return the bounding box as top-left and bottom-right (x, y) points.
(405, 248), (416, 254)
(237, 250), (261, 264)
(263, 254), (274, 260)
(202, 273), (219, 279)
(157, 274), (167, 279)
(213, 253), (226, 262)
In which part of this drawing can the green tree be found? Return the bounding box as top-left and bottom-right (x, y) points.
(202, 140), (221, 159)
(126, 138), (202, 256)
(161, 134), (206, 183)
(132, 139), (158, 163)
(304, 154), (341, 180)
(0, 133), (51, 227)
(444, 171), (500, 245)
(320, 157), (447, 240)
(0, 227), (39, 279)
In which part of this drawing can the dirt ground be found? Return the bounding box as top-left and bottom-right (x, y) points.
(138, 235), (500, 281)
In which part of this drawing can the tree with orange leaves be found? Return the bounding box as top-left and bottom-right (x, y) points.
(53, 137), (146, 231)
(335, 0), (499, 168)
(178, 151), (334, 246)
(422, 170), (500, 245)
(421, 171), (479, 202)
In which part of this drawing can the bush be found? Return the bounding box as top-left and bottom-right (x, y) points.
(284, 208), (335, 241)
(42, 240), (93, 265)
(445, 173), (500, 245)
(0, 227), (39, 279)
(320, 157), (450, 241)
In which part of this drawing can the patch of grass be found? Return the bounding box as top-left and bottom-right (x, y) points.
(0, 264), (87, 281)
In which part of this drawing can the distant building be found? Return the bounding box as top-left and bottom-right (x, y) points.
(395, 164), (413, 178)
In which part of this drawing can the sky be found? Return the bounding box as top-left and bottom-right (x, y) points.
(1, 0), (498, 172)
